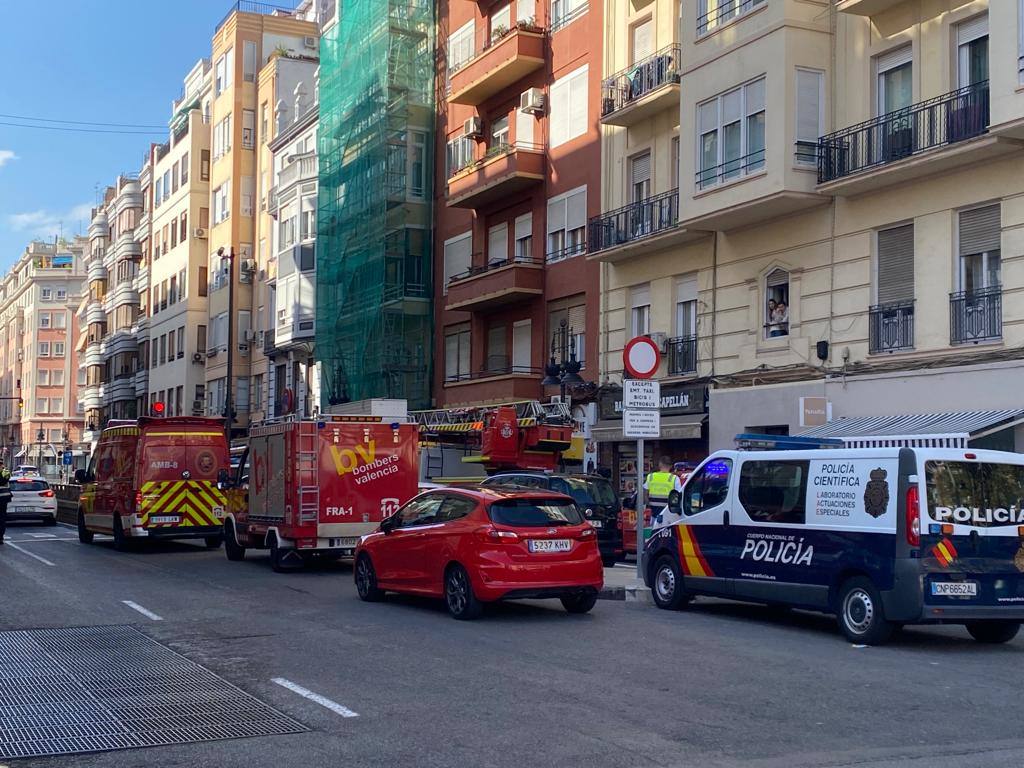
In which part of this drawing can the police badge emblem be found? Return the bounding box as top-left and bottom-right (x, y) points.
(863, 468), (890, 518)
(1015, 543), (1024, 573)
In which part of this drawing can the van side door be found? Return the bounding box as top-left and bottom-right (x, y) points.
(671, 458), (735, 596)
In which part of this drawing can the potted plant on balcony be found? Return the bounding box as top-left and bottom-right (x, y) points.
(490, 24), (510, 43)
(516, 16), (542, 33)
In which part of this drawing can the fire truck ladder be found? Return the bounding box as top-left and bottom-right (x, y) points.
(296, 421), (320, 525)
(412, 400), (573, 434)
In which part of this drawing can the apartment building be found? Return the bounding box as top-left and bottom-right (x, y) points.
(599, 0), (1024, 458)
(257, 55), (319, 421)
(0, 240), (86, 476)
(434, 0), (604, 409)
(145, 60), (214, 420)
(205, 2), (319, 437)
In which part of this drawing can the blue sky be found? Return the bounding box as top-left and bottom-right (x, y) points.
(0, 0), (239, 269)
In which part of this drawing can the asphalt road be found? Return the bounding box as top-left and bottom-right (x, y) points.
(1, 522), (1023, 768)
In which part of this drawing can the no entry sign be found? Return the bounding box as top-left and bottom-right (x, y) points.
(623, 336), (660, 379)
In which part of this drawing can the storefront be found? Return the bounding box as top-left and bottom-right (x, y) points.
(592, 382), (709, 496)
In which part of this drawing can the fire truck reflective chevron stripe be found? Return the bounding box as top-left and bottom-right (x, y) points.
(676, 525), (714, 578)
(139, 480), (226, 528)
(424, 418), (540, 434)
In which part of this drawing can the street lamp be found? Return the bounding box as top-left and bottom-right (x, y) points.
(36, 427), (45, 475)
(217, 246), (237, 442)
(542, 318), (584, 402)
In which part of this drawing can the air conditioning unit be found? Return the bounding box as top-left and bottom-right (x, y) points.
(244, 329), (257, 342)
(207, 348), (218, 358)
(303, 36), (317, 49)
(238, 343), (250, 356)
(647, 331), (668, 352)
(192, 352), (204, 364)
(520, 88), (545, 114)
(191, 400), (204, 413)
(464, 116), (483, 138)
(240, 259), (256, 273)
(193, 227), (207, 239)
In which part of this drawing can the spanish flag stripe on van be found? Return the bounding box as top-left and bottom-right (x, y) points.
(676, 525), (714, 578)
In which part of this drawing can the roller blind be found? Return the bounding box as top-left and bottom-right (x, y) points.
(515, 213), (532, 241)
(631, 153), (651, 185)
(959, 204), (1000, 255)
(567, 304), (586, 332)
(488, 223), (508, 264)
(796, 69), (823, 143)
(876, 223), (914, 305)
(632, 18), (653, 63)
(631, 283), (650, 308)
(958, 14), (988, 45)
(676, 276), (698, 304)
(547, 197), (566, 235)
(876, 45), (912, 74)
(566, 188), (586, 231)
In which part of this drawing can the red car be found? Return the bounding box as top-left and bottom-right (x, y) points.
(354, 487), (604, 619)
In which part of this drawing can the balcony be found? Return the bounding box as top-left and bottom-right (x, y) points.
(263, 329), (276, 357)
(278, 154), (317, 190)
(600, 44), (680, 127)
(817, 82), (1015, 195)
(697, 0), (766, 36)
(447, 142), (545, 208)
(87, 260), (108, 282)
(114, 231), (142, 260)
(445, 258), (545, 312)
(447, 26), (547, 106)
(950, 287), (1001, 345)
(443, 359), (543, 404)
(835, 0), (901, 15)
(587, 189), (703, 262)
(276, 314), (316, 349)
(666, 335), (697, 376)
(133, 369), (148, 397)
(868, 302), (914, 354)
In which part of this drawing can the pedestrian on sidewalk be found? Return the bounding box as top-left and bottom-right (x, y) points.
(645, 456), (683, 528)
(0, 460), (11, 544)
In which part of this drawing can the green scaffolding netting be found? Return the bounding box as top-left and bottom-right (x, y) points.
(317, 0), (435, 409)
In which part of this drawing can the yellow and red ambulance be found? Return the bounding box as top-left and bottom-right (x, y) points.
(76, 417), (231, 549)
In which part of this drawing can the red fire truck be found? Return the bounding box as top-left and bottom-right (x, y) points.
(223, 415), (419, 571)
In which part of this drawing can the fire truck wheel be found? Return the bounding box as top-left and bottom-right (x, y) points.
(268, 534), (285, 573)
(204, 535), (223, 549)
(77, 509), (93, 544)
(355, 554), (385, 602)
(601, 554), (618, 568)
(445, 564), (483, 620)
(224, 521), (246, 561)
(112, 513), (129, 552)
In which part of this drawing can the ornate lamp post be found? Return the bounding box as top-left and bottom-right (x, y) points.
(541, 318), (584, 403)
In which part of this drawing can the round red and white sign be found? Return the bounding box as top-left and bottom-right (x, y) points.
(623, 336), (660, 379)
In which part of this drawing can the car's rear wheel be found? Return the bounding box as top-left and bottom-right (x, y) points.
(45, 515), (57, 526)
(112, 513), (128, 552)
(966, 620), (1020, 644)
(651, 554), (691, 610)
(837, 576), (893, 645)
(355, 554), (385, 602)
(601, 554), (618, 568)
(223, 520), (245, 561)
(77, 508), (93, 544)
(561, 591), (598, 614)
(445, 564), (483, 620)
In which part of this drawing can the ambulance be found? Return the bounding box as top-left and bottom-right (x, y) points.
(223, 415), (419, 571)
(75, 417), (231, 549)
(643, 446), (1024, 645)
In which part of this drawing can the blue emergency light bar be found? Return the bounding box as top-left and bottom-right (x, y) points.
(734, 433), (846, 451)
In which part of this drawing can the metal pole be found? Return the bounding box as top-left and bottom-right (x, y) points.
(223, 247), (235, 443)
(635, 436), (645, 580)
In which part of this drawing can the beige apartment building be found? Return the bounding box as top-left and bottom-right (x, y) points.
(598, 0), (1024, 460)
(0, 239), (87, 476)
(205, 3), (318, 438)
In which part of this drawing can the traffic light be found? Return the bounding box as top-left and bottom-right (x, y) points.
(152, 401), (165, 416)
(17, 397), (23, 411)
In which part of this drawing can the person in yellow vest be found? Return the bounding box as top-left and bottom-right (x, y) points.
(0, 460), (10, 544)
(645, 456), (683, 528)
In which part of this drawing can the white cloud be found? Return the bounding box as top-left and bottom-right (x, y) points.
(0, 150), (16, 168)
(6, 201), (93, 239)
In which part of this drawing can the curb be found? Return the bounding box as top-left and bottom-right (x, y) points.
(598, 586), (625, 601)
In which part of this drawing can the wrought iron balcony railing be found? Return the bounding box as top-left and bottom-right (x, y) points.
(950, 286), (1001, 344)
(696, 149), (765, 189)
(818, 81), (989, 183)
(697, 0), (766, 35)
(601, 44), (680, 118)
(448, 256), (544, 284)
(667, 335), (697, 375)
(587, 189), (679, 254)
(868, 301), (914, 354)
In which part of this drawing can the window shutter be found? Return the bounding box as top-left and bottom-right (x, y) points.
(876, 45), (912, 74)
(547, 197), (567, 235)
(675, 276), (698, 304)
(459, 331), (470, 375)
(796, 69), (823, 142)
(959, 204), (1000, 255)
(876, 224), (915, 305)
(488, 223), (508, 264)
(567, 304), (586, 333)
(631, 283), (650, 308)
(516, 108), (534, 145)
(550, 78), (568, 146)
(516, 0), (535, 23)
(567, 188), (587, 231)
(631, 153), (651, 186)
(569, 69), (588, 141)
(515, 213), (532, 241)
(445, 333), (459, 378)
(632, 19), (654, 63)
(443, 233), (472, 287)
(958, 14), (988, 45)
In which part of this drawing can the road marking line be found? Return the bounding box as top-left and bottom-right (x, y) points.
(6, 542), (56, 566)
(122, 601), (163, 621)
(29, 533), (57, 539)
(271, 677), (359, 718)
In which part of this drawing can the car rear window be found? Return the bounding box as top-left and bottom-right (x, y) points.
(12, 480), (48, 492)
(487, 498), (584, 527)
(551, 477), (617, 506)
(925, 460), (1024, 528)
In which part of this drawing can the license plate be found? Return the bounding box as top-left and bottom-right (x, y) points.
(329, 537), (359, 548)
(15, 507), (31, 514)
(150, 515), (180, 525)
(932, 581), (978, 597)
(588, 520), (603, 529)
(528, 539), (571, 553)
(212, 506), (225, 520)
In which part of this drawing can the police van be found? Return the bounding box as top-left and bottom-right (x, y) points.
(643, 444), (1024, 644)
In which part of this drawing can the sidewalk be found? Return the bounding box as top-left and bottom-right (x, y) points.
(598, 562), (651, 603)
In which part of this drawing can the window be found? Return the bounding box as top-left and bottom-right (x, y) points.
(550, 65), (588, 148)
(698, 77), (766, 188)
(236, 377), (250, 413)
(36, 398), (47, 414)
(514, 213), (532, 261)
(448, 20), (475, 71)
(214, 115), (232, 158)
(41, 288), (52, 301)
(512, 319), (531, 371)
(408, 131), (426, 199)
(154, 178), (162, 207)
(181, 151), (189, 185)
(517, 0), (535, 24)
(218, 47), (233, 94)
(37, 369), (49, 386)
(38, 312), (50, 329)
(56, 288), (66, 301)
(300, 207), (316, 241)
(170, 220), (178, 249)
(200, 150), (210, 181)
(549, 302), (586, 367)
(446, 134), (474, 177)
(242, 109), (255, 149)
(53, 342), (64, 357)
(630, 152), (651, 202)
(251, 373), (264, 411)
(491, 115), (509, 148)
(172, 161), (179, 193)
(486, 324), (506, 371)
(243, 40), (257, 83)
(49, 428), (63, 443)
(443, 231), (472, 291)
(440, 496), (477, 523)
(38, 342), (50, 357)
(159, 334), (167, 365)
(261, 102), (269, 143)
(670, 136), (680, 189)
(682, 459), (732, 516)
(630, 284), (650, 336)
(551, 0), (585, 30)
(398, 495), (446, 527)
(698, 0), (765, 35)
(675, 276), (697, 337)
(738, 460), (809, 524)
(491, 4), (511, 38)
(51, 397), (63, 413)
(546, 186), (587, 261)
(876, 47), (912, 116)
(444, 325), (471, 381)
(180, 211), (188, 243)
(213, 181), (231, 222)
(52, 369), (64, 386)
(958, 16), (989, 87)
(241, 176), (254, 217)
(162, 170), (170, 200)
(199, 207), (209, 228)
(876, 223), (914, 306)
(765, 268), (790, 338)
(631, 17), (653, 64)
(795, 68), (824, 165)
(197, 324), (207, 353)
(167, 331), (176, 360)
(488, 223), (508, 266)
(959, 204), (1001, 293)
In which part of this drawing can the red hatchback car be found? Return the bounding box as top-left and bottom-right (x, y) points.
(354, 487), (604, 619)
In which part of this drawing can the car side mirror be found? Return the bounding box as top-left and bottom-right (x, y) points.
(74, 469), (87, 484)
(380, 515), (398, 534)
(217, 469), (230, 490)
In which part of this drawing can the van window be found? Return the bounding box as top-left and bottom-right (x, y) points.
(925, 460), (1024, 528)
(739, 460), (809, 524)
(683, 459), (732, 516)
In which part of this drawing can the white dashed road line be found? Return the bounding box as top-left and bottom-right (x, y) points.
(5, 542), (56, 566)
(272, 677), (359, 718)
(122, 600), (163, 621)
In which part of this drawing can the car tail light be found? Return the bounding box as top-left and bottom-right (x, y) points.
(135, 491), (143, 508)
(577, 527), (595, 540)
(906, 485), (920, 547)
(39, 490), (55, 498)
(476, 526), (519, 542)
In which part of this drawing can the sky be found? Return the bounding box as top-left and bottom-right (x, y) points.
(0, 0), (244, 269)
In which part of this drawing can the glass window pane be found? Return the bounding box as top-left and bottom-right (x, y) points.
(746, 111), (766, 170)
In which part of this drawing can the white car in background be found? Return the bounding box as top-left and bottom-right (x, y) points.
(8, 477), (58, 525)
(12, 464), (41, 478)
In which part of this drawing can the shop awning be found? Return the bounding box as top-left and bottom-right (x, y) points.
(798, 409), (1024, 448)
(75, 331), (88, 353)
(592, 413), (707, 442)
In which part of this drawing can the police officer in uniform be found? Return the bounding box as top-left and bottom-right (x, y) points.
(645, 456), (683, 528)
(0, 460), (11, 544)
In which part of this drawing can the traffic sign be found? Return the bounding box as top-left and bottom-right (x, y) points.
(623, 379), (660, 409)
(623, 409), (660, 438)
(623, 336), (660, 379)
(63, 452), (73, 466)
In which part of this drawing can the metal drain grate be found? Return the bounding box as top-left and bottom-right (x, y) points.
(0, 625), (307, 759)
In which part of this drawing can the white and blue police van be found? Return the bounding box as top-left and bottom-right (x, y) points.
(643, 437), (1024, 644)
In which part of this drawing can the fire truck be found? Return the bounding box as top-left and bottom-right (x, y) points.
(223, 415), (419, 571)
